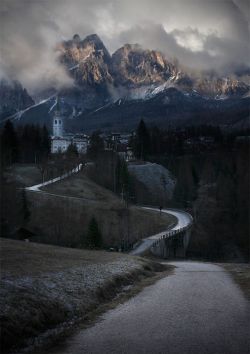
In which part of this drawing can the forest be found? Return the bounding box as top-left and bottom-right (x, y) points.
(131, 120), (249, 261)
(1, 119), (249, 261)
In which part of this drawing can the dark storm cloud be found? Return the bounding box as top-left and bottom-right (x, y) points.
(0, 0), (249, 92)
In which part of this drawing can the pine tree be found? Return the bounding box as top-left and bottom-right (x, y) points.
(1, 120), (19, 165)
(22, 189), (30, 224)
(41, 125), (51, 159)
(86, 217), (103, 249)
(87, 132), (104, 159)
(134, 119), (150, 160)
(116, 157), (130, 195)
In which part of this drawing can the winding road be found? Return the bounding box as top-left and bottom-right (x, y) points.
(130, 207), (193, 255)
(27, 166), (250, 354)
(45, 261), (250, 354)
(26, 166), (193, 256)
(26, 164), (83, 192)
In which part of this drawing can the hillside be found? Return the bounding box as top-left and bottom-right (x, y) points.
(128, 162), (176, 205)
(0, 238), (168, 353)
(26, 169), (176, 248)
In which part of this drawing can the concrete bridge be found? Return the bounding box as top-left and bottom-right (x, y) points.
(130, 207), (193, 259)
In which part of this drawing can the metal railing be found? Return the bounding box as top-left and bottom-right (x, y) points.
(136, 205), (194, 249)
(151, 221), (193, 248)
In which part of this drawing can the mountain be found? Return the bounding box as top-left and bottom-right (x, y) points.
(58, 34), (112, 86)
(1, 34), (249, 132)
(111, 43), (176, 86)
(0, 79), (34, 121)
(58, 34), (249, 101)
(68, 87), (250, 132)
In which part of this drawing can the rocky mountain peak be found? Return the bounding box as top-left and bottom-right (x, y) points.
(111, 44), (175, 87)
(58, 33), (112, 86)
(83, 33), (104, 46)
(57, 33), (249, 97)
(72, 34), (81, 43)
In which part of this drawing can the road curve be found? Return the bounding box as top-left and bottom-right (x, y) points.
(26, 168), (192, 257)
(130, 208), (192, 255)
(44, 261), (250, 354)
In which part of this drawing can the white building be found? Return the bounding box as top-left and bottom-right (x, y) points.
(51, 111), (88, 154)
(72, 135), (89, 154)
(53, 111), (64, 137)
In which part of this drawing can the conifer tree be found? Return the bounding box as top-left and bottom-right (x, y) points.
(116, 157), (130, 195)
(41, 125), (51, 159)
(87, 132), (104, 159)
(1, 120), (19, 165)
(134, 119), (150, 160)
(86, 217), (103, 249)
(22, 189), (30, 224)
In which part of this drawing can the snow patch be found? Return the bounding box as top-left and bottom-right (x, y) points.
(5, 95), (56, 121)
(48, 97), (58, 113)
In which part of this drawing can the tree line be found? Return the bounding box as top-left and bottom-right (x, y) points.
(0, 120), (51, 166)
(130, 119), (247, 159)
(86, 131), (132, 202)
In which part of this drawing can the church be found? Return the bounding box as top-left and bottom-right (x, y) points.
(51, 109), (88, 154)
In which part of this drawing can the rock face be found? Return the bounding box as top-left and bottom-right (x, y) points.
(195, 77), (249, 98)
(4, 34), (249, 131)
(58, 34), (112, 87)
(0, 80), (34, 120)
(128, 162), (176, 205)
(111, 44), (175, 87)
(58, 34), (249, 99)
(56, 34), (113, 113)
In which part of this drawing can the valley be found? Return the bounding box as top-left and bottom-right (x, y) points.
(1, 9), (250, 354)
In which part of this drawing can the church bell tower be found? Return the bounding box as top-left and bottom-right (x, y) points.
(52, 99), (64, 137)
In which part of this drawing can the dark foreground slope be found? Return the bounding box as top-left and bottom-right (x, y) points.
(0, 238), (167, 354)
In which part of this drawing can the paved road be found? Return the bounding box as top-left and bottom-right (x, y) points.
(45, 261), (250, 354)
(130, 208), (192, 255)
(26, 163), (83, 192)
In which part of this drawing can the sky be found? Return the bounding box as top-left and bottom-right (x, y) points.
(0, 0), (249, 93)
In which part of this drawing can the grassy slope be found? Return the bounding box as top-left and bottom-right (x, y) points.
(4, 164), (42, 186)
(26, 170), (176, 248)
(222, 263), (250, 301)
(0, 238), (168, 353)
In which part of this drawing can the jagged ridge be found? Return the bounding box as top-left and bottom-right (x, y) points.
(58, 34), (249, 98)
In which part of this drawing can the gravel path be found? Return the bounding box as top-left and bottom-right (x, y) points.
(44, 261), (250, 354)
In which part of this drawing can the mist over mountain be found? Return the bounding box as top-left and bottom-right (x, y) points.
(1, 0), (250, 91)
(57, 33), (249, 98)
(0, 79), (34, 121)
(1, 33), (249, 132)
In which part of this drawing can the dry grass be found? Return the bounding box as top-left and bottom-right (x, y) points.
(27, 171), (176, 248)
(0, 238), (171, 353)
(222, 263), (250, 301)
(0, 238), (137, 278)
(4, 164), (42, 187)
(41, 170), (117, 201)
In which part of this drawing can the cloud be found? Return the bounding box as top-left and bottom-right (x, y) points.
(0, 0), (249, 94)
